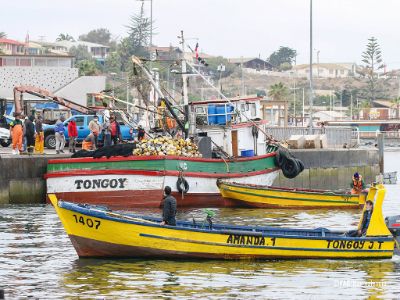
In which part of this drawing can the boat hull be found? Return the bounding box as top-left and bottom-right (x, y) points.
(50, 193), (394, 260)
(219, 181), (366, 209)
(45, 154), (279, 208)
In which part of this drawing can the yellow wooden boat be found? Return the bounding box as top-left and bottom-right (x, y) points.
(49, 184), (396, 260)
(217, 180), (367, 208)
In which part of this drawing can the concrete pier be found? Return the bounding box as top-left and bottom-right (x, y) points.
(0, 148), (381, 204)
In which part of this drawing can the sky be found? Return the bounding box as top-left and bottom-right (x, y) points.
(3, 0), (400, 68)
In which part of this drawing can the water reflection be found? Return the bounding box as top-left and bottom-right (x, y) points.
(61, 258), (398, 299)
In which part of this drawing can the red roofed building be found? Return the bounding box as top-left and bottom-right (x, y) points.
(0, 38), (25, 55)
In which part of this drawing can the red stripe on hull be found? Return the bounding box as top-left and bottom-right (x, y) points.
(47, 191), (224, 209)
(223, 198), (362, 209)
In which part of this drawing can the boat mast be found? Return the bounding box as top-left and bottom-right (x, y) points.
(178, 30), (190, 138)
(179, 30), (189, 106)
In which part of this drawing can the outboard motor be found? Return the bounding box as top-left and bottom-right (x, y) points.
(385, 215), (400, 253)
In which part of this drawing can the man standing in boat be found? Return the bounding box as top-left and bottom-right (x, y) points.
(161, 186), (177, 226)
(350, 172), (366, 194)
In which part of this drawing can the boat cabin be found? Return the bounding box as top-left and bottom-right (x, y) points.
(190, 96), (268, 157)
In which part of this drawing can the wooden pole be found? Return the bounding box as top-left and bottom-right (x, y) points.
(377, 133), (384, 173)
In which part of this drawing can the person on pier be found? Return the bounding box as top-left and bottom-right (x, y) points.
(34, 115), (44, 154)
(350, 172), (366, 194)
(10, 114), (23, 155)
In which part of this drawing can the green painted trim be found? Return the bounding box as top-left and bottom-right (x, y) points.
(47, 156), (277, 174)
(221, 187), (359, 205)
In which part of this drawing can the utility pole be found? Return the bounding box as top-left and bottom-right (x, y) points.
(293, 73), (296, 125)
(340, 88), (343, 108)
(302, 88), (305, 126)
(241, 56), (245, 96)
(308, 0), (314, 131)
(126, 75), (130, 110)
(350, 92), (353, 120)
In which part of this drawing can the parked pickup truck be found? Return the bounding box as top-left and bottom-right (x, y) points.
(43, 114), (135, 149)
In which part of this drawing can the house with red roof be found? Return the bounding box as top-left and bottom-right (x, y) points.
(0, 38), (25, 55)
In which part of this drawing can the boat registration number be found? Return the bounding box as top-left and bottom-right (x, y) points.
(72, 214), (101, 229)
(326, 240), (384, 250)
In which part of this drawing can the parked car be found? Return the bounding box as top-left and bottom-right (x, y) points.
(43, 114), (135, 149)
(0, 127), (11, 147)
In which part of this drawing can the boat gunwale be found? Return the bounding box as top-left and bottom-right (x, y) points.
(47, 152), (277, 165)
(57, 200), (393, 242)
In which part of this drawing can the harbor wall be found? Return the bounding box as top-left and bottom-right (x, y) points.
(0, 156), (52, 204)
(272, 149), (380, 190)
(0, 148), (381, 204)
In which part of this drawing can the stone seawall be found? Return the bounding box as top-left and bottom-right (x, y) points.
(0, 155), (66, 204)
(0, 148), (381, 204)
(273, 149), (380, 190)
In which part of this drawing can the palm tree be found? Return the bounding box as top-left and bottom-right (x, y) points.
(56, 33), (75, 42)
(391, 97), (400, 119)
(359, 100), (372, 120)
(268, 82), (288, 102)
(268, 82), (289, 126)
(0, 32), (6, 38)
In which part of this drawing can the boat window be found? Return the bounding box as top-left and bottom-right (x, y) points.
(245, 103), (249, 111)
(241, 104), (245, 112)
(250, 103), (256, 117)
(196, 107), (206, 115)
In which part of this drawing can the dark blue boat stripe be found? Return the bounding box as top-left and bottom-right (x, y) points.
(58, 200), (393, 242)
(139, 233), (392, 253)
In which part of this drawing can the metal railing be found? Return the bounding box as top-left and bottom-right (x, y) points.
(358, 130), (400, 139)
(264, 126), (354, 148)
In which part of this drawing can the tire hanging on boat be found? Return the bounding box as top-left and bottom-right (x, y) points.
(177, 177), (190, 194)
(275, 147), (304, 179)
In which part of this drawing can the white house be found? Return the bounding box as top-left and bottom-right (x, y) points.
(314, 110), (346, 122)
(0, 53), (105, 107)
(54, 40), (110, 63)
(293, 63), (357, 78)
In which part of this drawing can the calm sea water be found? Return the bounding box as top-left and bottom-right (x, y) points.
(1, 151), (400, 299)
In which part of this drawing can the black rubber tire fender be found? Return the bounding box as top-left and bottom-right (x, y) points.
(274, 148), (288, 167)
(282, 158), (301, 179)
(177, 177), (189, 194)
